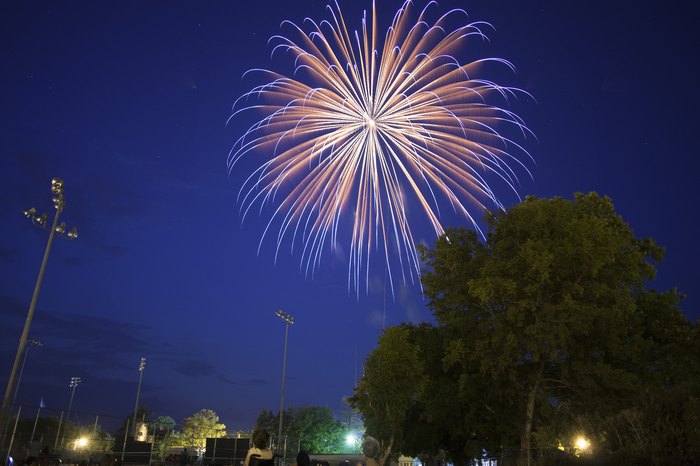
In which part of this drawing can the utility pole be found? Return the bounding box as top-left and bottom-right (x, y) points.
(275, 310), (294, 466)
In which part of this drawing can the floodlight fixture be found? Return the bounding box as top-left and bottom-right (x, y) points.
(51, 177), (64, 195)
(275, 309), (294, 325)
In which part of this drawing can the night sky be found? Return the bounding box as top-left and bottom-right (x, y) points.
(1, 0), (698, 433)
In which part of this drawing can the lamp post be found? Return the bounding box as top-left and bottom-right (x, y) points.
(275, 310), (294, 465)
(56, 377), (81, 448)
(132, 357), (146, 437)
(67, 377), (81, 419)
(0, 177), (77, 435)
(59, 377), (81, 446)
(11, 339), (43, 409)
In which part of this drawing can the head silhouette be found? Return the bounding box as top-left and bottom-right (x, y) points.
(252, 430), (270, 449)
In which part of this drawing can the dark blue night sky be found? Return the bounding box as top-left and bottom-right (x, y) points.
(1, 0), (698, 432)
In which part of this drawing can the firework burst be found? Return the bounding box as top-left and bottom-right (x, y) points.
(229, 0), (534, 296)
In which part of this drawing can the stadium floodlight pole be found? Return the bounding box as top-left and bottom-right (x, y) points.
(132, 357), (146, 437)
(275, 310), (294, 466)
(67, 377), (81, 421)
(60, 376), (81, 446)
(11, 339), (43, 409)
(0, 178), (77, 436)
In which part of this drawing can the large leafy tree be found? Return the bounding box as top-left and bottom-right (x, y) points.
(419, 193), (669, 466)
(354, 323), (514, 465)
(253, 406), (347, 454)
(285, 406), (344, 453)
(350, 326), (425, 466)
(180, 409), (226, 452)
(593, 290), (700, 464)
(403, 323), (515, 465)
(391, 324), (460, 463)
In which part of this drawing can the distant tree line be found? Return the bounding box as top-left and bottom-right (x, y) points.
(350, 193), (700, 466)
(5, 401), (360, 464)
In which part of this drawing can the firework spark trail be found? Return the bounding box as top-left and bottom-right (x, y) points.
(228, 0), (534, 297)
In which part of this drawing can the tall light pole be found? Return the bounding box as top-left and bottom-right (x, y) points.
(60, 377), (81, 446)
(11, 339), (43, 408)
(275, 310), (294, 464)
(0, 177), (77, 434)
(132, 357), (146, 437)
(66, 377), (81, 421)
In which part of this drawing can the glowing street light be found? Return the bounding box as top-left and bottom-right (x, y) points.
(275, 310), (294, 463)
(0, 178), (78, 435)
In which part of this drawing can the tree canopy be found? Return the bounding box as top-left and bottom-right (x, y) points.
(353, 193), (698, 466)
(349, 325), (425, 466)
(180, 409), (226, 451)
(286, 407), (345, 453)
(253, 406), (352, 455)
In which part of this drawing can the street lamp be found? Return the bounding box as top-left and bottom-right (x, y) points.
(10, 339), (43, 408)
(0, 178), (78, 435)
(132, 357), (146, 437)
(275, 310), (294, 464)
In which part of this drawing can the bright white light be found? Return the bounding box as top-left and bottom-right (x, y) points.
(346, 433), (357, 445)
(77, 437), (88, 448)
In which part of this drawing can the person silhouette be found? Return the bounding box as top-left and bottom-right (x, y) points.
(295, 450), (310, 466)
(244, 430), (273, 466)
(361, 437), (380, 466)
